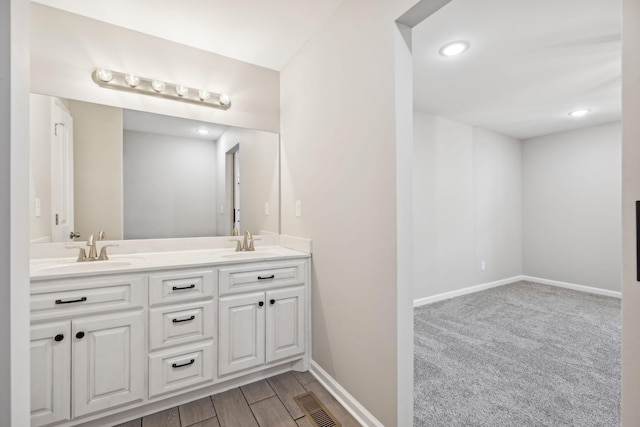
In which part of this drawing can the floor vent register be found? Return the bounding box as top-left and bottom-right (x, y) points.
(294, 391), (342, 427)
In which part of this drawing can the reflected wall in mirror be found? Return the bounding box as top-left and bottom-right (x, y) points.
(29, 94), (280, 243)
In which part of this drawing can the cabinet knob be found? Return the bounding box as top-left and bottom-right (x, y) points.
(258, 301), (264, 307)
(76, 331), (85, 339)
(54, 334), (64, 342)
(270, 299), (276, 305)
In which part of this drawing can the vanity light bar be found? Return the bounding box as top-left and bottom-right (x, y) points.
(91, 69), (232, 110)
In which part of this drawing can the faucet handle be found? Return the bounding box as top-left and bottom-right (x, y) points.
(97, 231), (106, 241)
(247, 238), (261, 252)
(97, 244), (119, 261)
(229, 239), (243, 252)
(65, 244), (88, 262)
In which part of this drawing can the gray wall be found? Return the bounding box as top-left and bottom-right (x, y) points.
(2, 0), (31, 424)
(280, 0), (430, 424)
(523, 122), (622, 291)
(622, 0), (640, 421)
(123, 130), (218, 239)
(413, 112), (523, 299)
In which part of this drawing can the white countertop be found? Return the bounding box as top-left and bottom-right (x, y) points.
(30, 245), (310, 281)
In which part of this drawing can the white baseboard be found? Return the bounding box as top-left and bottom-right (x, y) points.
(309, 360), (383, 427)
(413, 276), (523, 307)
(522, 275), (621, 299)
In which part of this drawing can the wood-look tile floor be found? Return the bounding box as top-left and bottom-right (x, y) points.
(114, 371), (361, 427)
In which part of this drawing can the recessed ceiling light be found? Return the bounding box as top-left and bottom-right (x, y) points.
(196, 129), (209, 135)
(568, 109), (591, 117)
(439, 41), (470, 57)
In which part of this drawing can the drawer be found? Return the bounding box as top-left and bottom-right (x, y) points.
(149, 300), (215, 351)
(219, 261), (306, 296)
(149, 269), (215, 306)
(148, 341), (214, 398)
(31, 276), (145, 322)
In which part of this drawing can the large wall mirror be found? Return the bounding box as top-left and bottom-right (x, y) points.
(29, 93), (280, 243)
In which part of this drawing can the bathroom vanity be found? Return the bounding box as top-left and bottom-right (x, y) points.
(29, 242), (311, 427)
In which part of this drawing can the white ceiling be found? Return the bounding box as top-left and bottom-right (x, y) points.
(35, 0), (620, 139)
(31, 0), (345, 71)
(413, 0), (621, 139)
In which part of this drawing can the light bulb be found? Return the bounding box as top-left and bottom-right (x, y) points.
(568, 109), (590, 117)
(198, 89), (211, 101)
(219, 94), (231, 106)
(96, 68), (113, 82)
(125, 74), (140, 87)
(439, 41), (470, 57)
(176, 85), (189, 97)
(151, 80), (166, 92)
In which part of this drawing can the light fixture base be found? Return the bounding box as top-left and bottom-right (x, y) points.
(91, 69), (231, 110)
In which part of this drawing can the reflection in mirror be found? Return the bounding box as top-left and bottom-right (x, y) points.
(29, 94), (280, 243)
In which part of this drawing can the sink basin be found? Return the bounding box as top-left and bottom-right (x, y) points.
(31, 260), (134, 274)
(220, 251), (279, 259)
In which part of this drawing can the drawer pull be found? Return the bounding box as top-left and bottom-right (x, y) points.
(258, 301), (264, 307)
(172, 315), (196, 323)
(172, 284), (196, 291)
(258, 275), (275, 280)
(55, 297), (87, 305)
(54, 334), (64, 342)
(172, 359), (195, 368)
(270, 299), (276, 305)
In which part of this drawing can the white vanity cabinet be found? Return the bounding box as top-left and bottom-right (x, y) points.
(30, 276), (146, 427)
(147, 269), (216, 398)
(218, 261), (307, 377)
(30, 249), (311, 427)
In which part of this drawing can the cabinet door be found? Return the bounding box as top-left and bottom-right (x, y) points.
(31, 322), (71, 427)
(266, 286), (305, 363)
(72, 310), (144, 417)
(218, 293), (265, 376)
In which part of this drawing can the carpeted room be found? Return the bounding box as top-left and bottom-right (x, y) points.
(411, 0), (621, 425)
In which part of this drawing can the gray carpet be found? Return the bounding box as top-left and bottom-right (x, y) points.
(414, 281), (620, 427)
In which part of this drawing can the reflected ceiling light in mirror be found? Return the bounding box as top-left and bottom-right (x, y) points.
(439, 41), (470, 57)
(196, 128), (209, 135)
(176, 84), (189, 97)
(96, 68), (113, 82)
(125, 74), (140, 87)
(568, 109), (591, 117)
(91, 69), (232, 110)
